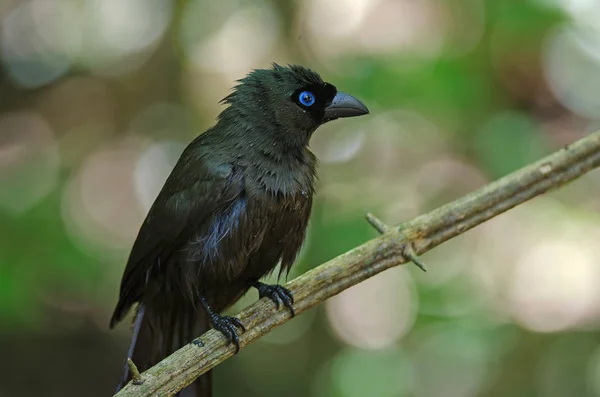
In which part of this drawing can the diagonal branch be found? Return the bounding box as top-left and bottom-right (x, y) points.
(115, 130), (600, 397)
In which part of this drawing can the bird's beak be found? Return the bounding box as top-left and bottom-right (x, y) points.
(323, 91), (369, 122)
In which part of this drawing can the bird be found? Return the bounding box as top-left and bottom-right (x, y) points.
(110, 63), (369, 396)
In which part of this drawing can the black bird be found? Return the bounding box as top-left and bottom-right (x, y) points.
(110, 64), (369, 396)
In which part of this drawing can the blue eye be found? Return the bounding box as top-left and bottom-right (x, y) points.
(298, 91), (315, 107)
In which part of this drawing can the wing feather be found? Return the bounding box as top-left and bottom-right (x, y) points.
(110, 148), (243, 327)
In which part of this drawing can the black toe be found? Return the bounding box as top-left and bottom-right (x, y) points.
(254, 283), (295, 317)
(211, 314), (245, 353)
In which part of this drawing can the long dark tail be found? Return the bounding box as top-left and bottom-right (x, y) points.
(116, 301), (211, 396)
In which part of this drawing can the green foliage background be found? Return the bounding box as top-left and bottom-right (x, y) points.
(1, 1), (600, 396)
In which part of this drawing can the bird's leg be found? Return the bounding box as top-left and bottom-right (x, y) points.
(198, 295), (245, 353)
(253, 281), (295, 316)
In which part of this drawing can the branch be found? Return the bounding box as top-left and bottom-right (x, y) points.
(126, 358), (144, 385)
(116, 130), (600, 397)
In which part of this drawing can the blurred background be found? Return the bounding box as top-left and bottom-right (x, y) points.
(2, 0), (600, 396)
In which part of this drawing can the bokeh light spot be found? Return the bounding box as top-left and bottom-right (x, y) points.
(508, 239), (600, 332)
(0, 112), (59, 213)
(62, 138), (148, 259)
(326, 267), (417, 349)
(185, 4), (279, 78)
(134, 141), (184, 211)
(1, 1), (70, 88)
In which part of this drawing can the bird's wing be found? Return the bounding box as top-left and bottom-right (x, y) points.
(110, 150), (243, 327)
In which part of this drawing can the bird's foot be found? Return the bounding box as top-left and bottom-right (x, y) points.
(209, 313), (246, 353)
(199, 295), (246, 352)
(253, 282), (295, 316)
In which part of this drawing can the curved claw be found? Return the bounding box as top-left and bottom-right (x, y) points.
(229, 316), (246, 332)
(274, 286), (294, 315)
(211, 315), (246, 353)
(255, 283), (295, 317)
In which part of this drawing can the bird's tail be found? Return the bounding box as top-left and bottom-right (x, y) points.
(116, 300), (211, 397)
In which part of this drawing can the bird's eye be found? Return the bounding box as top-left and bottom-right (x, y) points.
(298, 91), (315, 107)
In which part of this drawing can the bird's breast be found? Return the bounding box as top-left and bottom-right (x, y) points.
(239, 149), (316, 198)
(184, 188), (312, 284)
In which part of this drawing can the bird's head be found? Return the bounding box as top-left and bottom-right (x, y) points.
(218, 64), (369, 150)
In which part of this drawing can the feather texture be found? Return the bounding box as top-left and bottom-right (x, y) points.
(110, 64), (367, 396)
